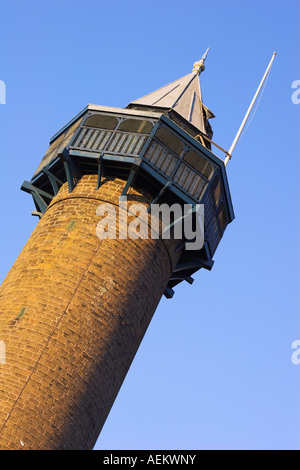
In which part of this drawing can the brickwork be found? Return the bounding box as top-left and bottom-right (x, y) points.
(0, 175), (182, 450)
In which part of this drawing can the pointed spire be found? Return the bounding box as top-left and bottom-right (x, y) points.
(192, 47), (209, 75)
(128, 49), (213, 134)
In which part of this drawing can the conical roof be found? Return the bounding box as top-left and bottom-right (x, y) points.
(128, 54), (214, 135)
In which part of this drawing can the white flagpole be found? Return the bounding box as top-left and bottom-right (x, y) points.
(224, 52), (277, 167)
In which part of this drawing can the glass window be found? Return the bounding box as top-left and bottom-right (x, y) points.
(118, 119), (153, 134)
(212, 175), (222, 206)
(218, 203), (228, 233)
(183, 150), (214, 179)
(155, 127), (184, 156)
(84, 114), (118, 130)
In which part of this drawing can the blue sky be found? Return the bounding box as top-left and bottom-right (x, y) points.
(0, 0), (299, 450)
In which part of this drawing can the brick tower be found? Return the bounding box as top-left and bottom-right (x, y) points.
(0, 54), (234, 450)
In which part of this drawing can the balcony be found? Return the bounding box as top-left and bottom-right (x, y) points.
(24, 105), (234, 289)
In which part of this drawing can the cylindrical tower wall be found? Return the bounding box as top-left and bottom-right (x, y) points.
(0, 174), (181, 450)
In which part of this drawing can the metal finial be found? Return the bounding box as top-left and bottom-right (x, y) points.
(192, 47), (210, 75)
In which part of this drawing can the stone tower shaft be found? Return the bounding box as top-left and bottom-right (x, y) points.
(0, 176), (181, 449)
